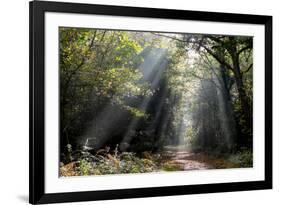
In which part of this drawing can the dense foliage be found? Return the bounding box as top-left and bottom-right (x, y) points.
(59, 28), (253, 176)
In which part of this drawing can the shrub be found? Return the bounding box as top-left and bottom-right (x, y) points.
(162, 162), (182, 171)
(228, 149), (253, 167)
(77, 159), (92, 175)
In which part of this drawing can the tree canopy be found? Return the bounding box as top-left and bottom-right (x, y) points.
(59, 28), (253, 176)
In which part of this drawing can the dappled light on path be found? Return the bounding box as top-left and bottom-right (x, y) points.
(162, 146), (213, 171)
(164, 151), (212, 171)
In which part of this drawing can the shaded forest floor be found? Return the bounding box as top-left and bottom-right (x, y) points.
(60, 146), (251, 177)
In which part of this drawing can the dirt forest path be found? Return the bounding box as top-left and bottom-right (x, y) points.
(163, 147), (214, 171)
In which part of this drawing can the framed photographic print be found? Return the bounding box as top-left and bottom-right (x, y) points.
(29, 0), (272, 204)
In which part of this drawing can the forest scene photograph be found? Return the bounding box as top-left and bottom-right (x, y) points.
(59, 27), (253, 177)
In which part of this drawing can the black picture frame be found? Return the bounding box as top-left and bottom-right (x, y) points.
(29, 0), (272, 204)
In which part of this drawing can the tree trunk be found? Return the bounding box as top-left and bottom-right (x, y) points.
(232, 57), (252, 147)
(219, 66), (237, 149)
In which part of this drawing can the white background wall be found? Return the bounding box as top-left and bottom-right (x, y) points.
(0, 0), (279, 204)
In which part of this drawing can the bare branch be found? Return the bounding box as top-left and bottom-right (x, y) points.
(199, 44), (234, 72)
(242, 63), (253, 74)
(238, 45), (252, 56)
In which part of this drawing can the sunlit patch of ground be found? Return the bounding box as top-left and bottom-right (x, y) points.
(161, 145), (251, 170)
(184, 152), (240, 169)
(162, 151), (239, 171)
(163, 151), (213, 171)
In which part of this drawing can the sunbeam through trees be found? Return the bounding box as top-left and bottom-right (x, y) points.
(59, 27), (253, 176)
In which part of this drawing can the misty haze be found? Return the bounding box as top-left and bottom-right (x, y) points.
(59, 27), (253, 177)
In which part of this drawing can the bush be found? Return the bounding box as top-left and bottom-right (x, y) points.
(228, 149), (253, 167)
(73, 151), (159, 176)
(162, 162), (182, 171)
(119, 152), (157, 173)
(77, 159), (92, 175)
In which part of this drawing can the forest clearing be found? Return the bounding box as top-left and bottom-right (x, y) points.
(59, 27), (253, 177)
